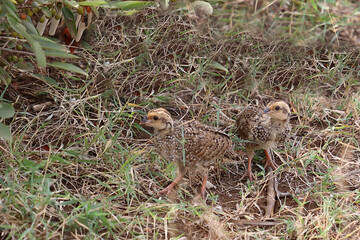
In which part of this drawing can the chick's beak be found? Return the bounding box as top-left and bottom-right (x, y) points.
(264, 107), (270, 113)
(141, 116), (149, 125)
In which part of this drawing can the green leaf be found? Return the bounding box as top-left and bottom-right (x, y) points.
(48, 62), (88, 76)
(14, 61), (35, 71)
(3, 0), (16, 11)
(21, 19), (38, 34)
(63, 0), (80, 8)
(90, 6), (100, 18)
(32, 41), (47, 67)
(21, 159), (44, 170)
(7, 14), (47, 67)
(0, 7), (6, 18)
(62, 7), (77, 37)
(310, 0), (319, 13)
(121, 10), (138, 16)
(6, 14), (24, 33)
(3, 0), (17, 16)
(0, 122), (12, 141)
(31, 34), (69, 52)
(41, 7), (52, 19)
(62, 6), (75, 20)
(33, 74), (59, 87)
(45, 50), (78, 58)
(0, 102), (15, 118)
(104, 1), (156, 10)
(0, 66), (12, 85)
(207, 61), (228, 73)
(78, 1), (107, 7)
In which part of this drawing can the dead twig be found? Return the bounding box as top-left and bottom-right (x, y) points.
(228, 220), (279, 226)
(0, 47), (36, 56)
(264, 166), (275, 218)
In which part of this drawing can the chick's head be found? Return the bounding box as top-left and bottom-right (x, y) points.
(141, 108), (174, 130)
(264, 101), (291, 121)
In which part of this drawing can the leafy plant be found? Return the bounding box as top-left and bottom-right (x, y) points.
(0, 0), (157, 84)
(0, 0), (156, 139)
(0, 101), (14, 140)
(0, 0), (89, 84)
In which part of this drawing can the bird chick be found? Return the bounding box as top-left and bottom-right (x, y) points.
(235, 101), (291, 181)
(141, 108), (232, 198)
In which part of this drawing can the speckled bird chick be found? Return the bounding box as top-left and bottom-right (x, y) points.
(141, 108), (232, 198)
(236, 101), (291, 181)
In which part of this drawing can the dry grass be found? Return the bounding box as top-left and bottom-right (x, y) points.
(1, 0), (360, 239)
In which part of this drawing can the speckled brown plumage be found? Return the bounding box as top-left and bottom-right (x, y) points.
(141, 108), (232, 198)
(236, 101), (291, 181)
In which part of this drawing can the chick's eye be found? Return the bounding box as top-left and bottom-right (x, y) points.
(153, 116), (159, 120)
(275, 106), (280, 111)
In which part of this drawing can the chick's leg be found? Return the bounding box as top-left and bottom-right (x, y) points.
(239, 150), (255, 182)
(263, 149), (278, 170)
(159, 164), (185, 195)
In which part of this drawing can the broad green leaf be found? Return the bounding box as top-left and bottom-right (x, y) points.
(90, 6), (100, 18)
(62, 6), (75, 21)
(0, 122), (12, 141)
(33, 74), (59, 86)
(21, 19), (38, 34)
(31, 34), (69, 52)
(6, 14), (24, 33)
(0, 6), (5, 18)
(0, 102), (15, 118)
(41, 7), (52, 19)
(15, 61), (35, 71)
(3, 0), (17, 15)
(62, 7), (77, 37)
(7, 15), (47, 67)
(78, 1), (107, 7)
(123, 10), (138, 16)
(0, 67), (12, 85)
(207, 61), (228, 73)
(4, 8), (20, 23)
(45, 50), (78, 58)
(63, 0), (80, 8)
(32, 41), (47, 67)
(81, 41), (93, 50)
(48, 62), (88, 76)
(105, 1), (156, 10)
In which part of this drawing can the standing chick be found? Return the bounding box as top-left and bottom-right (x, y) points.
(141, 108), (232, 198)
(236, 101), (291, 181)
